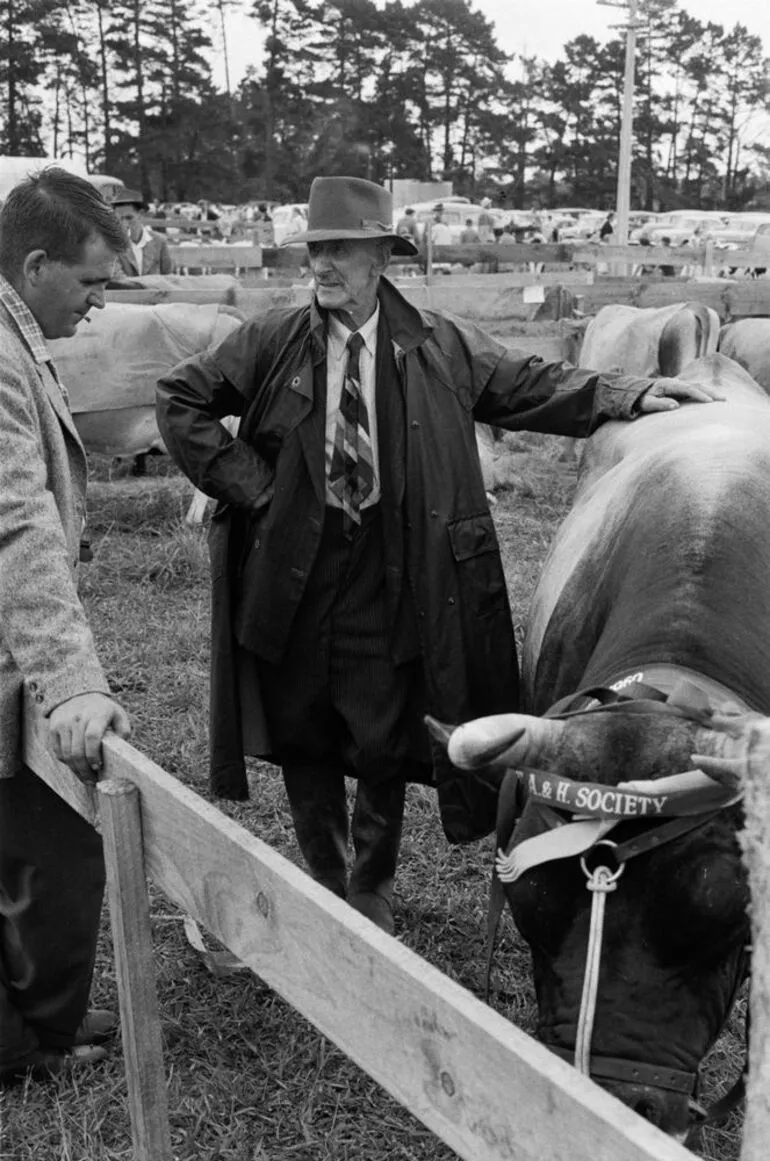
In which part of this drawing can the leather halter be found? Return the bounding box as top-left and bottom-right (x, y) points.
(486, 672), (751, 1129)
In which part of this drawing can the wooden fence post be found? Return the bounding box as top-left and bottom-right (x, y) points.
(97, 779), (172, 1161)
(736, 722), (770, 1160)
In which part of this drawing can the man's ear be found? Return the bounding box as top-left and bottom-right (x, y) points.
(22, 249), (49, 284)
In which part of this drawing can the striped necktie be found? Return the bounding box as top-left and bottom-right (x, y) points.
(329, 331), (374, 533)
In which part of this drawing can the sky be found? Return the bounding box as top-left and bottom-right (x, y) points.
(210, 0), (770, 91)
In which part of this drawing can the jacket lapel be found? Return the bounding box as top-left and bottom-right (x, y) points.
(295, 359), (327, 507)
(40, 361), (86, 452)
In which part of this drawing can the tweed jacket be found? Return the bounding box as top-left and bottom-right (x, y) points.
(0, 297), (109, 779)
(115, 230), (172, 277)
(157, 277), (657, 841)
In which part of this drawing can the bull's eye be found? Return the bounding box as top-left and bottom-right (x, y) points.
(507, 862), (584, 956)
(647, 852), (748, 962)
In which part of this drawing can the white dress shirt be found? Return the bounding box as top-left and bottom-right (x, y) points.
(129, 226), (155, 275)
(325, 306), (381, 510)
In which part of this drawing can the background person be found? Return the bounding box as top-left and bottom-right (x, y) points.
(430, 204), (452, 245)
(477, 197), (496, 242)
(395, 206), (418, 243)
(111, 187), (173, 276)
(460, 218), (481, 244)
(156, 176), (721, 938)
(252, 203), (275, 246)
(599, 210), (615, 242)
(0, 167), (131, 1085)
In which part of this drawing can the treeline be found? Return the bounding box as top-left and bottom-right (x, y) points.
(1, 0), (768, 210)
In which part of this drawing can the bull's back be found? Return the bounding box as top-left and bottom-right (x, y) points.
(523, 355), (770, 713)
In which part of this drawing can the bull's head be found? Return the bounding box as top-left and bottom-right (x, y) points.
(432, 708), (752, 1139)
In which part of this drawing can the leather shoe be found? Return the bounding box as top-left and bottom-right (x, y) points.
(0, 1044), (108, 1086)
(75, 1008), (118, 1046)
(349, 891), (395, 935)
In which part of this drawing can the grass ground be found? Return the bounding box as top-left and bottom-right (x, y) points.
(0, 448), (746, 1161)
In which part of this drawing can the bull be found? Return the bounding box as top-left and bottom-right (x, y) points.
(434, 335), (768, 1138)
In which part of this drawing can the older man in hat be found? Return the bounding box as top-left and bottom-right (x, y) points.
(111, 187), (172, 277)
(156, 176), (721, 935)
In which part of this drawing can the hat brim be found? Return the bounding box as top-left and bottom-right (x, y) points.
(280, 227), (419, 258)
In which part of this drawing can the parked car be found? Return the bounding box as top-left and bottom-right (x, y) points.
(626, 211), (660, 242)
(396, 199), (505, 242)
(709, 214), (770, 251)
(642, 211), (726, 247)
(558, 210), (606, 241)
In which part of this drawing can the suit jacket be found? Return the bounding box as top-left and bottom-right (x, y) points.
(115, 231), (172, 277)
(0, 299), (109, 779)
(157, 277), (656, 841)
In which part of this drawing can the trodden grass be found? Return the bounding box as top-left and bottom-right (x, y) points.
(0, 448), (746, 1161)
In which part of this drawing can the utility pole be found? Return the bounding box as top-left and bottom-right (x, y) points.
(599, 0), (639, 246)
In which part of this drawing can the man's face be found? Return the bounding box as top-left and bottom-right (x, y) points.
(115, 203), (143, 243)
(307, 238), (385, 327)
(25, 235), (118, 339)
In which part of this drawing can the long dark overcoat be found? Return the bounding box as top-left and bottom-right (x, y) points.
(156, 277), (652, 842)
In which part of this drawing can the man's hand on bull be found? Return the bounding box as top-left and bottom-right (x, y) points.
(638, 377), (726, 412)
(48, 692), (131, 783)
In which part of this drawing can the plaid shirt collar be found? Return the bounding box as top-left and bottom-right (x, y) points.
(0, 273), (52, 365)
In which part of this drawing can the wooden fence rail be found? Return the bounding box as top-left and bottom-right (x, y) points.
(23, 693), (693, 1161)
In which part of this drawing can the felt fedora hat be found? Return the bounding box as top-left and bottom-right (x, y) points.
(282, 176), (419, 257)
(111, 187), (146, 210)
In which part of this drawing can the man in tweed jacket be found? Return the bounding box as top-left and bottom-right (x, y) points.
(0, 168), (130, 1084)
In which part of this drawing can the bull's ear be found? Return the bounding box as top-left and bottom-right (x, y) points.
(424, 715), (456, 750)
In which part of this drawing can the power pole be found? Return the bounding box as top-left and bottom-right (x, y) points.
(599, 0), (639, 246)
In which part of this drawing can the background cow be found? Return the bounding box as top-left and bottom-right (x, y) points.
(718, 318), (770, 394)
(441, 346), (768, 1139)
(49, 301), (243, 521)
(558, 300), (720, 463)
(49, 301), (243, 459)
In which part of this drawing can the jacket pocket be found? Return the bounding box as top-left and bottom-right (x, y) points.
(447, 512), (509, 616)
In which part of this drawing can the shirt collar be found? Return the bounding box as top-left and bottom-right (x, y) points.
(133, 226), (154, 249)
(0, 273), (51, 364)
(327, 301), (379, 355)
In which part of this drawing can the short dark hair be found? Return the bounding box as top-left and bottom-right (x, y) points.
(0, 166), (128, 279)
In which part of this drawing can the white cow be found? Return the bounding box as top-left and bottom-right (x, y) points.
(49, 301), (244, 522)
(49, 301), (243, 457)
(718, 318), (770, 394)
(557, 301), (721, 463)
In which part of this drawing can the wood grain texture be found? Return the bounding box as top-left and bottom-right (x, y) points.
(98, 780), (172, 1161)
(23, 692), (692, 1161)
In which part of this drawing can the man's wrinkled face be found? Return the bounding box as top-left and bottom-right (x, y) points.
(307, 238), (386, 327)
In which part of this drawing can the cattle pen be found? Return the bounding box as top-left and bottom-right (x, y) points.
(24, 699), (699, 1161)
(13, 265), (770, 1160)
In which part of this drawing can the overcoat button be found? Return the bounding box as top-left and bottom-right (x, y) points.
(430, 509), (438, 518)
(448, 597), (456, 605)
(291, 376), (301, 387)
(35, 693), (44, 704)
(411, 420), (420, 428)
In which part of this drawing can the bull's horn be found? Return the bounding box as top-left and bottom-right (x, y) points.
(448, 714), (565, 770)
(691, 754), (745, 791)
(424, 716), (456, 749)
(691, 713), (770, 789)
